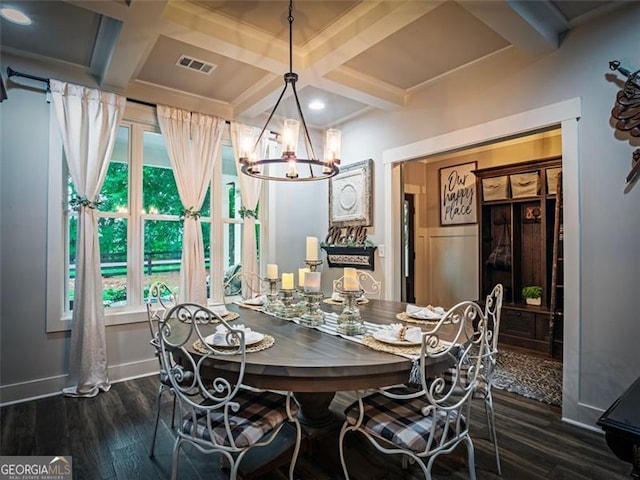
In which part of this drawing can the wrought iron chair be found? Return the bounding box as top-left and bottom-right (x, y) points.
(480, 283), (504, 475)
(338, 301), (488, 480)
(145, 281), (186, 457)
(223, 270), (264, 303)
(333, 270), (382, 299)
(157, 302), (301, 480)
(437, 283), (504, 474)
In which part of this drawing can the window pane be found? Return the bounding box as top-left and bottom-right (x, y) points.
(224, 222), (242, 271)
(99, 217), (128, 307)
(143, 219), (182, 296)
(99, 126), (129, 212)
(222, 145), (241, 219)
(67, 215), (77, 311)
(143, 131), (182, 215)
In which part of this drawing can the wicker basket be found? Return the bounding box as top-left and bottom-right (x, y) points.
(546, 168), (562, 195)
(482, 176), (509, 201)
(510, 172), (540, 198)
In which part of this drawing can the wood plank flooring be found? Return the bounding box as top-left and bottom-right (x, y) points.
(0, 375), (630, 480)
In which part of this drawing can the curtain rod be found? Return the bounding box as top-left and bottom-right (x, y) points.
(5, 66), (231, 123)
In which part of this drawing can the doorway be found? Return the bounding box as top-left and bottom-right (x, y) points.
(384, 98), (581, 420)
(402, 193), (415, 303)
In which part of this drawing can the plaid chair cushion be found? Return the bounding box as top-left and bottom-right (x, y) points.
(344, 390), (466, 453)
(181, 389), (298, 449)
(441, 366), (488, 399)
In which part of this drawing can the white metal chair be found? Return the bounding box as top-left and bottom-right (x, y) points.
(338, 301), (488, 480)
(145, 281), (186, 457)
(223, 270), (264, 303)
(481, 283), (504, 475)
(436, 283), (504, 475)
(157, 302), (301, 480)
(333, 270), (382, 299)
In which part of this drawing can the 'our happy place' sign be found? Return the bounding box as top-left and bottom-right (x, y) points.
(439, 162), (477, 225)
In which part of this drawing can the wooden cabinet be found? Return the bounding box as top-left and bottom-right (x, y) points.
(474, 157), (563, 358)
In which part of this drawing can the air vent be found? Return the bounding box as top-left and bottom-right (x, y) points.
(176, 55), (216, 75)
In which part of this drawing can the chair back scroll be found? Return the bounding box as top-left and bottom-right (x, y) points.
(418, 301), (488, 411)
(157, 303), (247, 414)
(333, 271), (382, 299)
(224, 271), (264, 302)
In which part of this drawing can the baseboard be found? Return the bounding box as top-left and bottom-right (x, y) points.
(562, 402), (606, 433)
(0, 358), (158, 407)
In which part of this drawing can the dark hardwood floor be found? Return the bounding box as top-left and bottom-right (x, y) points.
(0, 375), (630, 480)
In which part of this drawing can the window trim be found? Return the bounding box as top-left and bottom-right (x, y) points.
(46, 103), (268, 332)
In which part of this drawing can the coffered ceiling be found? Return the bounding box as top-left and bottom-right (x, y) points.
(0, 0), (628, 128)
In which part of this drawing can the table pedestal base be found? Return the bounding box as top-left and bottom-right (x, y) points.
(294, 392), (338, 428)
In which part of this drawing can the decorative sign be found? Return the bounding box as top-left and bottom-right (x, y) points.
(321, 245), (377, 270)
(329, 159), (373, 227)
(439, 162), (477, 225)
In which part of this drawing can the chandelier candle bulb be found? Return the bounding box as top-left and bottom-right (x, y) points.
(324, 129), (342, 163)
(267, 264), (278, 280)
(343, 267), (359, 291)
(306, 236), (319, 261)
(298, 267), (310, 287)
(305, 271), (321, 292)
(282, 273), (294, 290)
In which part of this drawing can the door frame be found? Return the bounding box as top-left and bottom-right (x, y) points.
(382, 97), (581, 424)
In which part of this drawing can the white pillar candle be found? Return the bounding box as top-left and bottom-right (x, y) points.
(343, 267), (359, 291)
(305, 271), (321, 292)
(305, 236), (319, 261)
(298, 267), (310, 287)
(282, 273), (294, 290)
(266, 264), (278, 280)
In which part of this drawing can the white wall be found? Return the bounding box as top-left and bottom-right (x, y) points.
(335, 4), (640, 427)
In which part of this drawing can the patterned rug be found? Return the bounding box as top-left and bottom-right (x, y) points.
(492, 349), (563, 406)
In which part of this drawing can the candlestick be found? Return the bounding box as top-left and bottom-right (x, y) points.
(300, 291), (325, 327)
(306, 236), (318, 261)
(266, 263), (278, 280)
(279, 288), (298, 318)
(303, 259), (323, 272)
(264, 278), (284, 314)
(336, 288), (365, 335)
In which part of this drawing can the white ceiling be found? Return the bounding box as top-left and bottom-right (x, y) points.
(0, 0), (629, 129)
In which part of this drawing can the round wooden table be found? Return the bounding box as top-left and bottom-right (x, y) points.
(183, 299), (454, 427)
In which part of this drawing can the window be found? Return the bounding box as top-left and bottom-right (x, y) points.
(47, 105), (265, 331)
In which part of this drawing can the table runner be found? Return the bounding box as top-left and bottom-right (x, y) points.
(261, 309), (448, 383)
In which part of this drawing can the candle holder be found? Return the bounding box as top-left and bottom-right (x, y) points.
(279, 288), (299, 318)
(299, 291), (325, 327)
(265, 278), (284, 314)
(336, 289), (365, 335)
(304, 259), (324, 272)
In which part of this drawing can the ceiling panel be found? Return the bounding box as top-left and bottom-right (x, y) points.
(343, 1), (510, 89)
(0, 0), (100, 66)
(138, 35), (270, 103)
(189, 0), (360, 46)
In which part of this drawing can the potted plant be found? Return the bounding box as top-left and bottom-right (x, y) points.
(522, 286), (542, 306)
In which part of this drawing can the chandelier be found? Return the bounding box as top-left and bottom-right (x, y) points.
(238, 0), (341, 181)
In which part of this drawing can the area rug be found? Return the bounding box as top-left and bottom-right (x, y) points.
(492, 350), (562, 406)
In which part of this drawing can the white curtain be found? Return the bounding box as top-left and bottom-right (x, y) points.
(50, 80), (126, 398)
(157, 105), (225, 305)
(230, 122), (267, 298)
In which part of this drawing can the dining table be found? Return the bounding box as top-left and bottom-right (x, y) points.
(182, 298), (462, 429)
